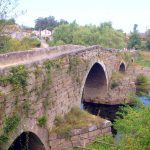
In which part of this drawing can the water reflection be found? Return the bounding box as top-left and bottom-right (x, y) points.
(139, 91), (150, 106)
(81, 92), (150, 136)
(82, 102), (122, 122)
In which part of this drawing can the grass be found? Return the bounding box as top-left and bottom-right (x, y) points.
(136, 51), (150, 68)
(37, 116), (47, 127)
(51, 107), (104, 138)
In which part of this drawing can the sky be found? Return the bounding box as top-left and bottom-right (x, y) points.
(16, 0), (150, 33)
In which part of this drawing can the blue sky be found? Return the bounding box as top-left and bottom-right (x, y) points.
(16, 0), (150, 33)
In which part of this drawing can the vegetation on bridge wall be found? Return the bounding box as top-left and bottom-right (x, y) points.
(0, 56), (85, 147)
(0, 114), (20, 148)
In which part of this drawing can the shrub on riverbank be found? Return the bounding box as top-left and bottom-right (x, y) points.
(136, 74), (149, 93)
(76, 104), (150, 150)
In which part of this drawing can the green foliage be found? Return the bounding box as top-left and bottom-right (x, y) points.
(53, 22), (78, 44)
(0, 114), (20, 146)
(44, 60), (55, 71)
(8, 65), (28, 91)
(0, 18), (15, 25)
(87, 105), (150, 150)
(136, 74), (148, 85)
(127, 24), (141, 49)
(136, 74), (149, 93)
(127, 93), (142, 105)
(21, 37), (41, 48)
(86, 135), (115, 150)
(37, 116), (47, 127)
(146, 40), (150, 50)
(0, 65), (28, 93)
(48, 40), (65, 46)
(144, 29), (150, 50)
(52, 22), (126, 49)
(114, 105), (150, 150)
(128, 33), (141, 49)
(0, 36), (41, 54)
(3, 115), (20, 134)
(120, 52), (132, 62)
(34, 16), (68, 31)
(136, 52), (150, 68)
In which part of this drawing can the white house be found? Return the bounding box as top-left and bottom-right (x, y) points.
(32, 29), (52, 39)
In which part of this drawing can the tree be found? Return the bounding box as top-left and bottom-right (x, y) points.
(100, 21), (112, 29)
(128, 24), (141, 49)
(35, 16), (58, 31)
(0, 0), (18, 34)
(53, 21), (78, 44)
(35, 16), (69, 31)
(59, 19), (68, 25)
(51, 21), (126, 48)
(145, 29), (150, 50)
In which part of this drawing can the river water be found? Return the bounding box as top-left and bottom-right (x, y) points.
(138, 91), (150, 105)
(81, 92), (150, 135)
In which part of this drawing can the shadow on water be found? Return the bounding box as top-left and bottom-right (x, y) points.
(81, 102), (122, 122)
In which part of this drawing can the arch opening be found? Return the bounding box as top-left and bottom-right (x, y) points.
(119, 63), (125, 73)
(8, 132), (45, 150)
(131, 58), (134, 63)
(82, 62), (107, 103)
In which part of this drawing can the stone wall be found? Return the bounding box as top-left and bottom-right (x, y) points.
(49, 120), (111, 150)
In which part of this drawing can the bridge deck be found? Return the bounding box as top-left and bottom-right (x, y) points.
(0, 45), (87, 69)
(0, 44), (130, 70)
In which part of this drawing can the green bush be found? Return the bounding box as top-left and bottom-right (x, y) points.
(37, 116), (47, 127)
(21, 37), (41, 48)
(0, 115), (20, 146)
(136, 74), (149, 93)
(0, 36), (41, 54)
(48, 40), (65, 46)
(87, 105), (150, 150)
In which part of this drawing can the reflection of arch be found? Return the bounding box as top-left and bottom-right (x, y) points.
(8, 132), (45, 150)
(81, 61), (108, 103)
(119, 62), (126, 73)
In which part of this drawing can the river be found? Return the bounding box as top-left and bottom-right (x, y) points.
(81, 92), (150, 135)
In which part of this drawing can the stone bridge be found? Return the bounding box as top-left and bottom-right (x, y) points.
(0, 45), (136, 149)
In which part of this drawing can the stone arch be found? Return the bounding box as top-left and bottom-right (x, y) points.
(131, 58), (134, 63)
(8, 131), (46, 150)
(80, 60), (108, 104)
(119, 61), (126, 73)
